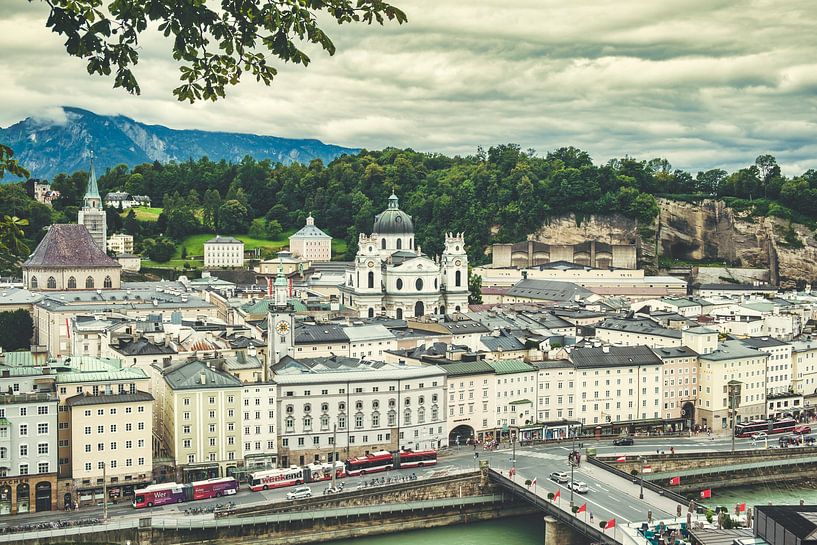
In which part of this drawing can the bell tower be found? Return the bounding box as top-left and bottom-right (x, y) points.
(441, 232), (469, 312)
(266, 262), (294, 376)
(77, 156), (107, 251)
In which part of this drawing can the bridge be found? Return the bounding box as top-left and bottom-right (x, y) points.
(488, 464), (700, 545)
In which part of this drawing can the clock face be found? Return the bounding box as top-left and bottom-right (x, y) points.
(275, 320), (290, 335)
(367, 261), (374, 268)
(455, 259), (462, 267)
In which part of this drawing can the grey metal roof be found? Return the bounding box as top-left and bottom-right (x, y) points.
(570, 345), (663, 368)
(205, 236), (242, 245)
(372, 193), (413, 235)
(596, 317), (682, 338)
(162, 360), (243, 390)
(697, 283), (777, 291)
(290, 224), (331, 239)
(24, 224), (121, 269)
(114, 338), (177, 356)
(295, 323), (350, 344)
(506, 279), (593, 302)
(480, 333), (525, 352)
(652, 346), (699, 359)
(438, 360), (496, 376)
(698, 340), (767, 361)
(65, 390), (154, 406)
(741, 336), (789, 348)
(439, 320), (490, 334)
(531, 359), (574, 370)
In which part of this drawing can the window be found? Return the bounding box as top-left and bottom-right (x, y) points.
(368, 271), (374, 289)
(19, 424), (28, 436)
(104, 275), (112, 288)
(110, 424), (116, 433)
(37, 423), (48, 435)
(47, 276), (56, 289)
(396, 278), (403, 290)
(455, 270), (462, 287)
(30, 276), (37, 289)
(85, 276), (94, 289)
(415, 278), (423, 291)
(125, 423), (132, 432)
(37, 443), (48, 455)
(38, 406), (48, 415)
(85, 462), (91, 471)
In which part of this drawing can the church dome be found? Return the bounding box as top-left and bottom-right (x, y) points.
(373, 193), (414, 235)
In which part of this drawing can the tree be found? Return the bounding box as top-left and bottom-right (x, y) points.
(0, 215), (31, 274)
(145, 236), (176, 262)
(0, 309), (34, 351)
(37, 0), (407, 102)
(0, 145), (29, 179)
(468, 271), (483, 304)
(217, 199), (249, 234)
(249, 218), (283, 239)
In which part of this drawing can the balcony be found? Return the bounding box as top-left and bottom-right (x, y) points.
(0, 392), (56, 405)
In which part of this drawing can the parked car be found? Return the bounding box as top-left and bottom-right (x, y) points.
(794, 425), (811, 435)
(751, 432), (767, 440)
(286, 486), (312, 500)
(549, 472), (569, 483)
(570, 481), (589, 494)
(613, 437), (634, 446)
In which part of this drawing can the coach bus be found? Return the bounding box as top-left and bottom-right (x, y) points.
(133, 477), (238, 508)
(734, 417), (796, 438)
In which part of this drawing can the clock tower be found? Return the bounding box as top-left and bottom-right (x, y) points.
(267, 263), (294, 376)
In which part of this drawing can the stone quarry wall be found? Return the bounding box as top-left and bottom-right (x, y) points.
(517, 199), (817, 287)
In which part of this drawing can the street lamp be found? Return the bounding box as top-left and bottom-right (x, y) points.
(639, 456), (644, 500)
(570, 428), (576, 509)
(728, 381), (742, 454)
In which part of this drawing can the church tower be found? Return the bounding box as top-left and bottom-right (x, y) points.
(441, 232), (469, 313)
(77, 157), (107, 251)
(266, 262), (294, 375)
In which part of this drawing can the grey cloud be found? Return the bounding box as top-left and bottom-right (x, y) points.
(1, 1), (816, 176)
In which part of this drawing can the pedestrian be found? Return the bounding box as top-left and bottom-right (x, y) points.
(590, 511), (594, 523)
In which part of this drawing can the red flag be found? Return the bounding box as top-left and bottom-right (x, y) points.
(531, 477), (537, 487)
(739, 503), (746, 512)
(616, 456), (626, 462)
(554, 489), (561, 500)
(700, 489), (712, 499)
(577, 503), (587, 513)
(669, 476), (681, 486)
(605, 518), (616, 530)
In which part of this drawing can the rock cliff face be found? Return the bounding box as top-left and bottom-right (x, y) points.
(525, 199), (817, 287)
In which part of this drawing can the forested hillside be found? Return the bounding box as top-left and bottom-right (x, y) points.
(2, 144), (815, 272)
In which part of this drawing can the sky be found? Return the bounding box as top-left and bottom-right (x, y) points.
(1, 0), (816, 175)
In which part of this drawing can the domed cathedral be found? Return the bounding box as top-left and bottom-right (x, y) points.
(340, 193), (469, 319)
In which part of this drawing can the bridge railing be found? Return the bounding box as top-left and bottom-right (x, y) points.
(586, 457), (702, 511)
(487, 468), (620, 545)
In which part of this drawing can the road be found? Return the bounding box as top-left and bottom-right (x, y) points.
(0, 434), (768, 530)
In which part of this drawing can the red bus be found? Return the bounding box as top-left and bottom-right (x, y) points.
(345, 450), (395, 476)
(735, 418), (796, 438)
(345, 449), (438, 476)
(133, 478), (238, 508)
(394, 449), (438, 469)
(305, 461), (346, 482)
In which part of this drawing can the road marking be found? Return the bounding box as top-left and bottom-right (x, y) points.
(596, 484), (609, 492)
(553, 482), (631, 523)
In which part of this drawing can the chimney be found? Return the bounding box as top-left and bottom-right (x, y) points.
(602, 346), (610, 353)
(200, 373), (207, 385)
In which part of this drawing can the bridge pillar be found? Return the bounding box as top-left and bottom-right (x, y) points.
(543, 515), (571, 545)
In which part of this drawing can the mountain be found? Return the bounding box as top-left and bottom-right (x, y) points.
(0, 107), (358, 180)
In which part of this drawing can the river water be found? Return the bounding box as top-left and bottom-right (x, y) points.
(326, 515), (543, 545)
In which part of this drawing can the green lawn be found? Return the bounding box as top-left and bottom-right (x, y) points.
(177, 230), (297, 258)
(121, 207), (163, 222)
(142, 258), (204, 269)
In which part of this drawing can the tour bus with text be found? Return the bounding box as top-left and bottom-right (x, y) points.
(133, 477), (238, 508)
(249, 461), (345, 491)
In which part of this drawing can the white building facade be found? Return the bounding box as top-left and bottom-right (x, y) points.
(203, 236), (244, 268)
(340, 194), (469, 319)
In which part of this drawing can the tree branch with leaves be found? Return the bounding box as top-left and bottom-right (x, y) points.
(35, 0), (407, 102)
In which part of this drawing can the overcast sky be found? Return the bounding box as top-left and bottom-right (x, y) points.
(2, 0), (816, 174)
